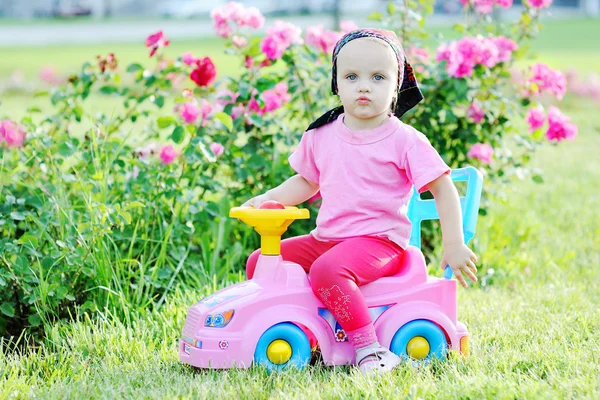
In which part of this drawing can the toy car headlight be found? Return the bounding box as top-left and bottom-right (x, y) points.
(204, 310), (234, 328)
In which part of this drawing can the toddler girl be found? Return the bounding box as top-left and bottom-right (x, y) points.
(242, 29), (478, 376)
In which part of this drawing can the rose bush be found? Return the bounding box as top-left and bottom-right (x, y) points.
(0, 0), (577, 336)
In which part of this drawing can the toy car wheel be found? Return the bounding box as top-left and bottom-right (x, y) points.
(390, 319), (448, 361)
(254, 322), (311, 371)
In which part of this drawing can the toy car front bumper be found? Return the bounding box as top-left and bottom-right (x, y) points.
(179, 335), (251, 369)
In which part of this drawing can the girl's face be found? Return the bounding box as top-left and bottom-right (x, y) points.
(336, 38), (398, 130)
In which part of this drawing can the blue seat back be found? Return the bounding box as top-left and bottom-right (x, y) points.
(407, 166), (483, 249)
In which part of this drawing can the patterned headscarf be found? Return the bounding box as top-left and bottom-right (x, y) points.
(306, 28), (423, 131)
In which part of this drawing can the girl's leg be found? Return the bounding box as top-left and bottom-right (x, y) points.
(245, 234), (337, 279)
(308, 236), (404, 374)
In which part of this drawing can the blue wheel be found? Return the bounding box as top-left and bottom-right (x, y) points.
(390, 320), (448, 361)
(253, 322), (311, 371)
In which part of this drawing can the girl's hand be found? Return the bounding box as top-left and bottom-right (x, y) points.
(241, 192), (272, 208)
(441, 243), (478, 288)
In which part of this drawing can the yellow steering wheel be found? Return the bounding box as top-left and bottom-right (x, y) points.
(229, 206), (309, 255)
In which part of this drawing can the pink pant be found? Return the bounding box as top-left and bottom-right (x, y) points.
(246, 234), (404, 348)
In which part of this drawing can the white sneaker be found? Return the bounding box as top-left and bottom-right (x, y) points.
(357, 347), (401, 376)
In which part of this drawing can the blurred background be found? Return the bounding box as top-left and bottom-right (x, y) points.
(0, 0), (598, 46)
(1, 0), (599, 117)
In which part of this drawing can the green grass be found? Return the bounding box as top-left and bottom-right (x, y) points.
(1, 100), (598, 399)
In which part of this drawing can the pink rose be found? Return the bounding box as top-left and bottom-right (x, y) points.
(249, 83), (291, 115)
(237, 7), (264, 29)
(467, 143), (494, 164)
(216, 90), (240, 106)
(159, 145), (178, 165)
(39, 66), (62, 85)
(526, 106), (546, 132)
(190, 57), (217, 87)
(210, 142), (225, 157)
(260, 35), (287, 60)
(437, 36), (517, 78)
(474, 0), (494, 14)
(492, 36), (518, 63)
(467, 102), (485, 124)
(0, 120), (25, 148)
(146, 31), (169, 57)
(526, 63), (567, 100)
(525, 0), (552, 8)
(182, 52), (199, 66)
(244, 55), (255, 69)
(211, 3), (265, 37)
(260, 20), (302, 60)
(546, 106), (578, 142)
(273, 82), (291, 102)
(305, 25), (342, 54)
(231, 104), (246, 120)
(200, 99), (213, 125)
(178, 101), (200, 124)
(232, 35), (248, 48)
(495, 0), (513, 8)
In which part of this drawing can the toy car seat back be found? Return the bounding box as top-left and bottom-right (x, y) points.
(361, 167), (483, 296)
(407, 166), (483, 249)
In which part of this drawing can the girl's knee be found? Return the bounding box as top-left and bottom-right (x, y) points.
(245, 249), (261, 279)
(309, 259), (348, 290)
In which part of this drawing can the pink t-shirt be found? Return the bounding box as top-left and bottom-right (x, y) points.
(288, 113), (450, 249)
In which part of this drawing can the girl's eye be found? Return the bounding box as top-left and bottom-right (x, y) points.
(373, 74), (385, 81)
(346, 74), (357, 81)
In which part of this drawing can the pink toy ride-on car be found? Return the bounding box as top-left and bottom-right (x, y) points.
(179, 167), (483, 371)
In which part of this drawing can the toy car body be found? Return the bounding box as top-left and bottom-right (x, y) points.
(180, 167), (482, 370)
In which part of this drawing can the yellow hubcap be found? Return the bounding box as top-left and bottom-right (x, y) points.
(266, 339), (292, 365)
(407, 336), (430, 359)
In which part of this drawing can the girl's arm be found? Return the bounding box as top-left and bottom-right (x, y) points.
(242, 174), (319, 207)
(427, 173), (478, 288)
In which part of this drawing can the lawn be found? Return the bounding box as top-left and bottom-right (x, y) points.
(1, 100), (598, 399)
(1, 15), (600, 400)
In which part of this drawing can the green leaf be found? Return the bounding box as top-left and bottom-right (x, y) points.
(27, 106), (41, 113)
(170, 126), (185, 144)
(213, 112), (233, 131)
(532, 174), (544, 184)
(124, 201), (145, 210)
(17, 235), (38, 247)
(153, 95), (165, 108)
(1, 303), (15, 317)
(28, 314), (41, 326)
(119, 211), (132, 225)
(127, 63), (143, 72)
(74, 106), (84, 122)
(157, 116), (176, 129)
(387, 2), (396, 15)
(58, 142), (76, 157)
(10, 212), (26, 221)
(99, 85), (119, 95)
(368, 11), (383, 21)
(256, 77), (276, 92)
